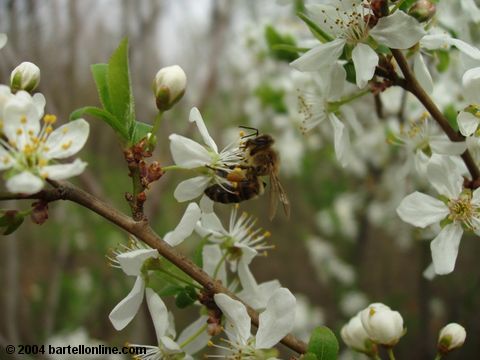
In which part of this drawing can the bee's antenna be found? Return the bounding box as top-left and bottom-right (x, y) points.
(238, 125), (258, 138)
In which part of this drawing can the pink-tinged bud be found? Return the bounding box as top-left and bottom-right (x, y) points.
(153, 65), (187, 111)
(360, 303), (404, 346)
(438, 323), (466, 353)
(10, 61), (40, 93)
(409, 0), (436, 22)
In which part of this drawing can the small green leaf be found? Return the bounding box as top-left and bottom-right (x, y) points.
(107, 38), (135, 134)
(443, 104), (459, 132)
(303, 353), (318, 360)
(435, 50), (450, 73)
(254, 83), (287, 114)
(175, 287), (197, 309)
(91, 64), (112, 111)
(399, 0), (418, 11)
(265, 25), (299, 62)
(192, 236), (210, 267)
(158, 284), (184, 297)
(343, 62), (356, 85)
(130, 121), (153, 145)
(70, 106), (129, 139)
(0, 210), (25, 235)
(307, 326), (339, 360)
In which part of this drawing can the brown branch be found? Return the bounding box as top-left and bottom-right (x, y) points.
(390, 49), (480, 181)
(0, 182), (307, 355)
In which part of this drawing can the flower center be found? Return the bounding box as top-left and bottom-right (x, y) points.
(448, 192), (479, 230)
(319, 0), (373, 44)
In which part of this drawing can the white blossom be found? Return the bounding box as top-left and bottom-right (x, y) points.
(291, 3), (425, 88)
(397, 155), (480, 275)
(0, 91), (89, 194)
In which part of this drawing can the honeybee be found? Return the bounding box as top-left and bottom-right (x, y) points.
(204, 127), (290, 220)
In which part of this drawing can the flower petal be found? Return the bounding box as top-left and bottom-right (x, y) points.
(431, 223), (463, 275)
(43, 119), (90, 159)
(174, 176), (211, 202)
(176, 316), (210, 355)
(0, 33), (7, 49)
(352, 44), (379, 88)
(189, 107), (218, 153)
(108, 276), (145, 330)
(164, 202), (201, 246)
(41, 159), (87, 180)
(145, 288), (169, 341)
(117, 248), (159, 276)
(0, 146), (14, 170)
(329, 114), (351, 167)
(3, 91), (42, 150)
(6, 171), (44, 194)
(413, 52), (433, 94)
(457, 111), (479, 137)
(202, 244), (227, 285)
(370, 11), (425, 49)
(290, 38), (345, 72)
(427, 155), (463, 198)
(159, 336), (182, 353)
(169, 134), (212, 169)
(429, 136), (467, 156)
(462, 67), (480, 105)
(255, 288), (296, 349)
(214, 293), (251, 345)
(396, 192), (449, 228)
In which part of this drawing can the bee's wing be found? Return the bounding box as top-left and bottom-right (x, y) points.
(269, 173), (290, 220)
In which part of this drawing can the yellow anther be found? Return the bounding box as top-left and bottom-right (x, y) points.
(16, 128), (23, 135)
(20, 115), (27, 124)
(45, 126), (53, 134)
(62, 127), (69, 134)
(239, 130), (245, 137)
(207, 341), (214, 347)
(43, 114), (57, 124)
(263, 231), (271, 238)
(234, 203), (240, 209)
(28, 130), (34, 136)
(369, 308), (376, 316)
(38, 158), (47, 167)
(61, 140), (72, 150)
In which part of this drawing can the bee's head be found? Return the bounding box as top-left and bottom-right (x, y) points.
(247, 134), (274, 148)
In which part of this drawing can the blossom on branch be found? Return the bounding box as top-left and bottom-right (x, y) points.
(0, 89), (89, 194)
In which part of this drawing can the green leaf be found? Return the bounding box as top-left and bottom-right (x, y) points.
(130, 121), (153, 145)
(399, 0), (418, 11)
(158, 284), (184, 297)
(343, 62), (356, 85)
(175, 286), (197, 309)
(192, 236), (210, 267)
(70, 106), (129, 139)
(254, 83), (287, 114)
(303, 353), (318, 360)
(265, 25), (299, 62)
(107, 38), (135, 135)
(443, 104), (459, 132)
(435, 50), (450, 73)
(307, 326), (339, 360)
(0, 210), (25, 235)
(91, 64), (112, 112)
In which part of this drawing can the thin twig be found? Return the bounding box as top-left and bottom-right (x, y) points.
(0, 182), (308, 355)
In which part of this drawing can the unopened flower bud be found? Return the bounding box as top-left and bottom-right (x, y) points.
(409, 0), (436, 22)
(360, 303), (404, 346)
(437, 323), (466, 353)
(153, 65), (186, 111)
(341, 313), (377, 355)
(10, 61), (40, 93)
